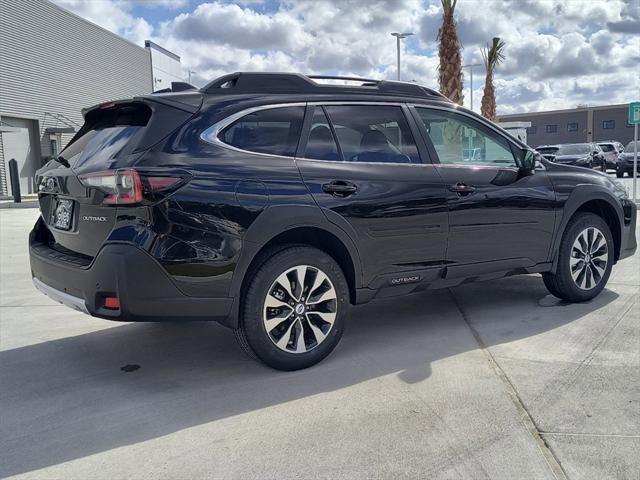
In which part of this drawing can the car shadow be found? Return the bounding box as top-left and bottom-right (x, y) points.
(0, 275), (620, 477)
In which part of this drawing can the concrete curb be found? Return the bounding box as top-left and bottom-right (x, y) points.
(0, 201), (39, 209)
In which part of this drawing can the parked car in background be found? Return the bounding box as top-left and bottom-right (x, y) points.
(616, 140), (640, 178)
(29, 72), (637, 370)
(536, 143), (602, 169)
(590, 143), (607, 171)
(598, 141), (625, 170)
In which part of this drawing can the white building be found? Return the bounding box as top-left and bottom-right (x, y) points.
(0, 0), (181, 196)
(146, 40), (184, 92)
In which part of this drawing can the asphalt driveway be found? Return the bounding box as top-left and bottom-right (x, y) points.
(1, 208), (638, 479)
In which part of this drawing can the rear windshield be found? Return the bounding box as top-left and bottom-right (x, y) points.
(599, 144), (614, 152)
(61, 103), (152, 170)
(557, 144), (590, 155)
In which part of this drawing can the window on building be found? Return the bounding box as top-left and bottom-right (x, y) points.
(220, 106), (305, 157)
(527, 125), (537, 135)
(602, 120), (615, 129)
(567, 122), (578, 132)
(546, 124), (558, 134)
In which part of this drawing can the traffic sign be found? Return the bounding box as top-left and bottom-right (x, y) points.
(629, 102), (640, 125)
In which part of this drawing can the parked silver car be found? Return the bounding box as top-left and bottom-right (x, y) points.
(598, 141), (625, 170)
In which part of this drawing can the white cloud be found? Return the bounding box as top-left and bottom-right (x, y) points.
(52, 0), (639, 114)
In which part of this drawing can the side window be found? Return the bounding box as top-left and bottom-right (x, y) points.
(416, 108), (516, 167)
(324, 105), (420, 164)
(219, 106), (304, 157)
(303, 107), (340, 161)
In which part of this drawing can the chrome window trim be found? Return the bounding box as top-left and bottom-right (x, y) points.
(201, 100), (426, 166)
(199, 102), (306, 160)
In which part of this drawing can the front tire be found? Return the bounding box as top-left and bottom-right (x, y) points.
(543, 213), (614, 302)
(235, 246), (349, 370)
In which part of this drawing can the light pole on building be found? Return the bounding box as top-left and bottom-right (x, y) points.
(462, 63), (482, 111)
(391, 32), (413, 81)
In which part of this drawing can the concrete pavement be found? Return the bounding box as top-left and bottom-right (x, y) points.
(1, 208), (638, 479)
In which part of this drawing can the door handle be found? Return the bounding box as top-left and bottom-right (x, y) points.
(322, 181), (358, 197)
(448, 183), (476, 196)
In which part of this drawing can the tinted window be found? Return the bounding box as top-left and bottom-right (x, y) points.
(599, 144), (614, 152)
(567, 122), (578, 132)
(303, 107), (340, 161)
(527, 125), (537, 135)
(61, 103), (152, 169)
(537, 147), (559, 155)
(546, 125), (558, 133)
(416, 108), (516, 166)
(557, 144), (590, 155)
(323, 105), (419, 164)
(220, 106), (304, 157)
(602, 120), (615, 129)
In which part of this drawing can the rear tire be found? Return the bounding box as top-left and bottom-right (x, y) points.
(542, 213), (613, 302)
(235, 246), (349, 371)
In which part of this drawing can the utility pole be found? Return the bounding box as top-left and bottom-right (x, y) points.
(462, 63), (482, 111)
(391, 32), (413, 81)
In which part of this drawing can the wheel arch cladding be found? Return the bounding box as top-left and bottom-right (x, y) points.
(553, 187), (623, 271)
(574, 199), (621, 261)
(240, 226), (358, 306)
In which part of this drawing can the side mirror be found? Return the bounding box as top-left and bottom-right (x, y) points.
(520, 149), (537, 173)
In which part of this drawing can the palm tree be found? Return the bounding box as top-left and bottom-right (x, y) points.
(480, 37), (506, 121)
(437, 0), (463, 105)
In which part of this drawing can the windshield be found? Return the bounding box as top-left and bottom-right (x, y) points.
(536, 147), (559, 155)
(625, 141), (639, 151)
(557, 144), (590, 155)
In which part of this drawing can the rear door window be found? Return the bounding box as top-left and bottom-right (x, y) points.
(302, 107), (340, 161)
(220, 106), (305, 157)
(323, 105), (420, 164)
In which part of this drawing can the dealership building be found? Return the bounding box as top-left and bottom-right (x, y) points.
(498, 104), (635, 148)
(0, 0), (182, 197)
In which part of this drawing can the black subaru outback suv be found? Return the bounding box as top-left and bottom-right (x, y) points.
(30, 73), (637, 370)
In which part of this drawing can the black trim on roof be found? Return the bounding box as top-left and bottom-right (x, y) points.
(200, 72), (449, 101)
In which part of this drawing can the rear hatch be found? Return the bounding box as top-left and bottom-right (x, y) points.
(36, 92), (201, 258)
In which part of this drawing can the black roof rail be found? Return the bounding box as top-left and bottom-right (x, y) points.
(200, 72), (449, 101)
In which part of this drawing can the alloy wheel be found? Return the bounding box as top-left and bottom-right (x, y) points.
(263, 265), (338, 353)
(570, 227), (608, 290)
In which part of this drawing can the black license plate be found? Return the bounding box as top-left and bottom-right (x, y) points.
(52, 198), (74, 230)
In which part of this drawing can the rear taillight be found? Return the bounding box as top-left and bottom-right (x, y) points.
(79, 169), (185, 205)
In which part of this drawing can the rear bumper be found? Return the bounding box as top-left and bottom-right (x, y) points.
(30, 236), (234, 324)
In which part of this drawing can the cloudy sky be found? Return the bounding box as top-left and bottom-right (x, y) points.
(52, 0), (639, 115)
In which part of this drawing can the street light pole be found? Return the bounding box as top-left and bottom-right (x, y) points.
(391, 32), (413, 81)
(462, 63), (482, 111)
